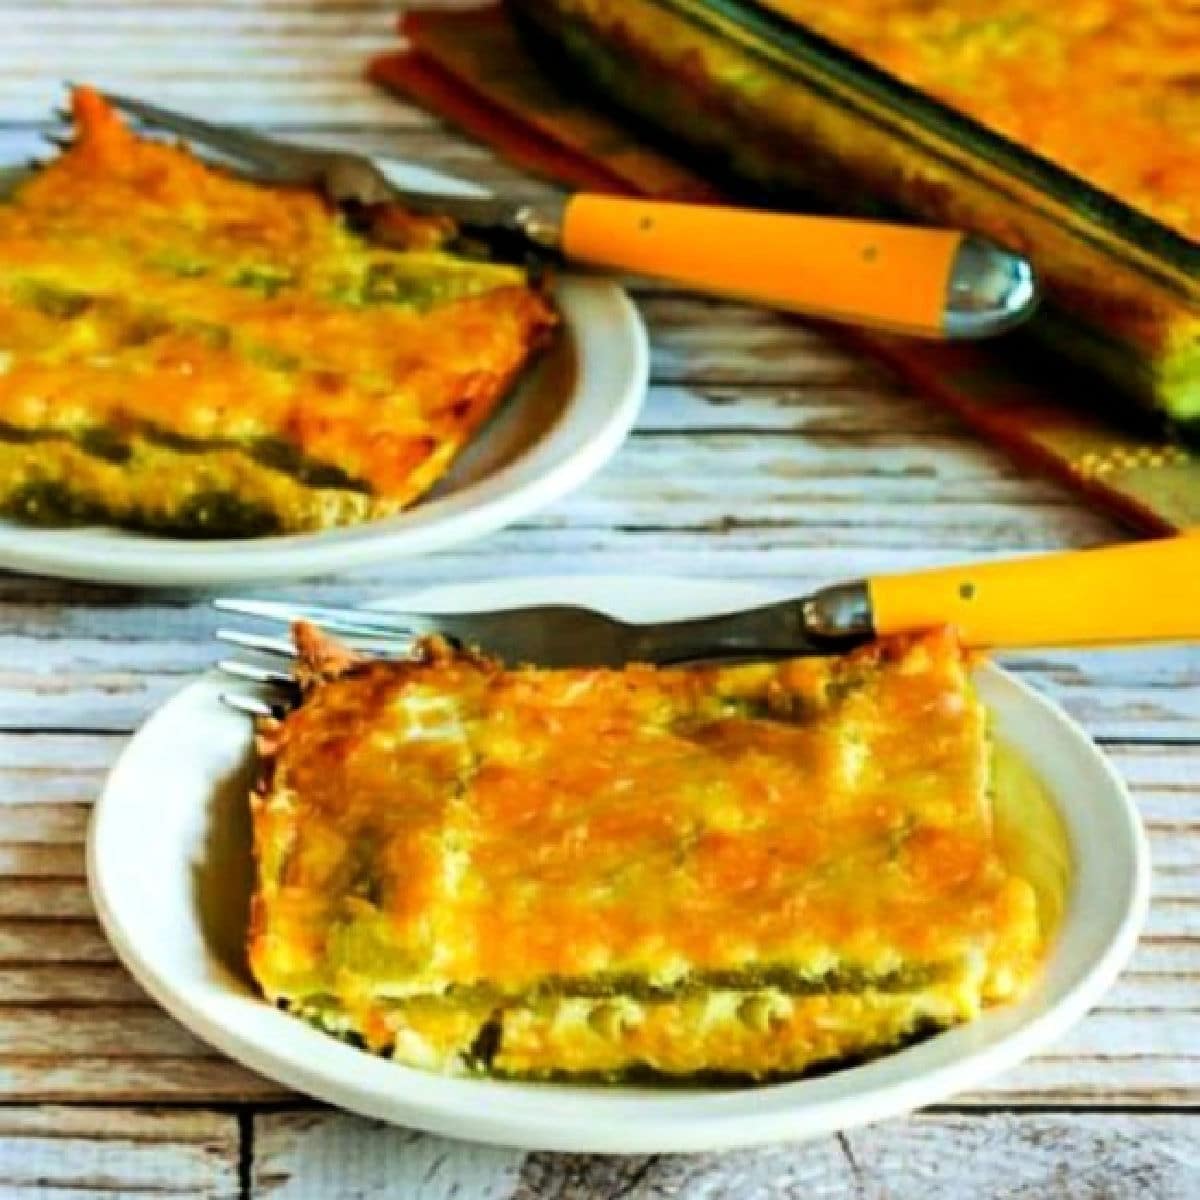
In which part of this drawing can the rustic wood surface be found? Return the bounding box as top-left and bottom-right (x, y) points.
(1, 1), (1197, 1195)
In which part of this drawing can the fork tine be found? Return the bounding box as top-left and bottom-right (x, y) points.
(220, 692), (287, 719)
(218, 659), (295, 687)
(91, 88), (321, 180)
(213, 597), (432, 641)
(215, 628), (297, 659)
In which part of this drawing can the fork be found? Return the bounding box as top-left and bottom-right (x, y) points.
(214, 535), (1199, 714)
(76, 86), (1036, 339)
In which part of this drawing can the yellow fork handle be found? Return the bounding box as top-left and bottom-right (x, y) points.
(560, 194), (964, 337)
(868, 534), (1200, 648)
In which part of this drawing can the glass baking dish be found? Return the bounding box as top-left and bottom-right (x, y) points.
(509, 0), (1200, 434)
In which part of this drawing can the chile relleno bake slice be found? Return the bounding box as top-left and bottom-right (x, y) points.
(0, 88), (556, 536)
(248, 626), (1044, 1082)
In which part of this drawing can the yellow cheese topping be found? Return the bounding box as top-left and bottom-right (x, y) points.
(0, 88), (556, 533)
(250, 627), (1046, 1080)
(764, 0), (1200, 240)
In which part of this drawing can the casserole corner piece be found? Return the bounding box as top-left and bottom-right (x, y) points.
(0, 87), (557, 537)
(248, 625), (1047, 1083)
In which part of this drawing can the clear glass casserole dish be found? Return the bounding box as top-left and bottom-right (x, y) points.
(509, 0), (1200, 434)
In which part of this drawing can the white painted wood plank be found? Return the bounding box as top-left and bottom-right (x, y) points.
(0, 802), (88, 844)
(254, 1110), (524, 1200)
(0, 919), (115, 963)
(0, 630), (1192, 741)
(0, 879), (93, 918)
(0, 635), (1194, 748)
(640, 384), (967, 435)
(0, 1106), (239, 1200)
(839, 1114), (1200, 1200)
(11, 1044), (1200, 1107)
(251, 1109), (1200, 1199)
(0, 964), (145, 1003)
(0, 892), (1192, 1102)
(0, 1005), (229, 1057)
(0, 742), (1191, 1101)
(0, 1054), (284, 1103)
(963, 1057), (1200, 1105)
(0, 0), (405, 125)
(0, 842), (1193, 1102)
(0, 842), (82, 875)
(0, 78), (405, 126)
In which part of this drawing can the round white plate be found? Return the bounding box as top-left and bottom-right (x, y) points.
(0, 162), (647, 587)
(88, 576), (1150, 1154)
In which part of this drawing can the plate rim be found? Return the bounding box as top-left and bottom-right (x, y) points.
(87, 575), (1151, 1153)
(0, 160), (648, 587)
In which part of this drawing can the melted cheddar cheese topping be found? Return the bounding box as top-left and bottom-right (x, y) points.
(0, 89), (556, 534)
(250, 627), (1045, 1081)
(763, 0), (1200, 239)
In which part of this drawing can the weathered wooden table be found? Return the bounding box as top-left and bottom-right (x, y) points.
(0, 3), (1196, 1195)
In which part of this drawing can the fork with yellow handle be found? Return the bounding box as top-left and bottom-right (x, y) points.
(92, 89), (1037, 340)
(555, 198), (1037, 338)
(213, 535), (1200, 678)
(826, 531), (1200, 650)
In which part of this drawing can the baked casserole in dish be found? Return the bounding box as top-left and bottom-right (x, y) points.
(249, 625), (1045, 1082)
(0, 88), (555, 536)
(511, 0), (1200, 431)
(760, 0), (1200, 242)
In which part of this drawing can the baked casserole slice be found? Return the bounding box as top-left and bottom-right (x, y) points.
(248, 625), (1044, 1082)
(0, 88), (555, 536)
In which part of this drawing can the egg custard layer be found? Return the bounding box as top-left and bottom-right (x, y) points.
(0, 89), (555, 536)
(249, 626), (1044, 1082)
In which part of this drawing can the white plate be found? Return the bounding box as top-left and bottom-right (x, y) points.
(0, 161), (647, 587)
(88, 576), (1149, 1154)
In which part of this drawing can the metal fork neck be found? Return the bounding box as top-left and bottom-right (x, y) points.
(799, 580), (875, 642)
(625, 580), (875, 663)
